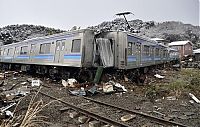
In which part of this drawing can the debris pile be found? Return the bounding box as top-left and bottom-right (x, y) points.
(62, 78), (127, 96)
(0, 71), (41, 121)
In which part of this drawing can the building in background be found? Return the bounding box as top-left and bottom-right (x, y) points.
(168, 40), (193, 59)
(151, 38), (170, 46)
(193, 49), (200, 61)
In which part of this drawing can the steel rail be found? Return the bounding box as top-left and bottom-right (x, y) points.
(81, 96), (188, 127)
(40, 85), (188, 127)
(38, 90), (132, 127)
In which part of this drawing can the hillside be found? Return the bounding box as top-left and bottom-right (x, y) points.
(0, 24), (65, 45)
(89, 18), (200, 48)
(0, 19), (199, 48)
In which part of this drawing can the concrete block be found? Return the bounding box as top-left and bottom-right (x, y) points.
(78, 116), (88, 123)
(89, 120), (101, 127)
(69, 111), (79, 118)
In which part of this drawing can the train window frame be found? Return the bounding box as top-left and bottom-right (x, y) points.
(30, 44), (36, 53)
(71, 39), (81, 53)
(155, 48), (160, 57)
(143, 45), (150, 56)
(7, 48), (13, 56)
(20, 46), (28, 55)
(14, 47), (19, 55)
(128, 42), (133, 55)
(3, 49), (7, 56)
(39, 43), (51, 54)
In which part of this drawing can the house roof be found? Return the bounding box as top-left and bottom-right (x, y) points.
(193, 49), (200, 54)
(169, 40), (193, 46)
(151, 38), (165, 41)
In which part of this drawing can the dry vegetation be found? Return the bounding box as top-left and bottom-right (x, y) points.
(0, 89), (55, 127)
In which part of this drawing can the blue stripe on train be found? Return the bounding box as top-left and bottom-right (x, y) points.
(33, 55), (54, 59)
(127, 56), (137, 62)
(16, 55), (30, 59)
(3, 56), (13, 59)
(64, 54), (81, 59)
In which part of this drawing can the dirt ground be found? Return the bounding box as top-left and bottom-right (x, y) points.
(0, 68), (200, 127)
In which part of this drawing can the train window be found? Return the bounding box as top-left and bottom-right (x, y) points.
(7, 48), (13, 56)
(71, 39), (81, 53)
(155, 48), (160, 56)
(15, 47), (19, 55)
(143, 45), (150, 56)
(62, 41), (65, 50)
(128, 42), (132, 55)
(31, 44), (36, 53)
(20, 46), (28, 55)
(3, 49), (7, 56)
(40, 43), (51, 54)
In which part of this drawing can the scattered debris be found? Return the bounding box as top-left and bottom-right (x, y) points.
(121, 114), (136, 122)
(114, 82), (127, 92)
(31, 79), (41, 87)
(166, 96), (176, 101)
(69, 87), (86, 96)
(103, 84), (114, 93)
(0, 103), (16, 112)
(62, 79), (77, 87)
(5, 110), (13, 117)
(103, 81), (127, 93)
(88, 85), (98, 95)
(189, 93), (200, 104)
(20, 82), (27, 85)
(154, 74), (165, 79)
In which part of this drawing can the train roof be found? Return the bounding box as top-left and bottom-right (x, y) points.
(0, 29), (93, 48)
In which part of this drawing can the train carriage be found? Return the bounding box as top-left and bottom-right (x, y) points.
(0, 29), (177, 82)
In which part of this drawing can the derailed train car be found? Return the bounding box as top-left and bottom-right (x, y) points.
(0, 29), (179, 82)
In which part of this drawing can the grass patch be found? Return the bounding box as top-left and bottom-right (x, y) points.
(146, 68), (200, 99)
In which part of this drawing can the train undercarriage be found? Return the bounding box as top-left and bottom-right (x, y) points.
(0, 61), (177, 85)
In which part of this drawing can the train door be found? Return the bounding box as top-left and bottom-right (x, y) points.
(136, 43), (141, 66)
(30, 44), (36, 62)
(54, 40), (65, 63)
(94, 38), (114, 67)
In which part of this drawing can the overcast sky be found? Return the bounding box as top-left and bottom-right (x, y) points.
(0, 0), (199, 30)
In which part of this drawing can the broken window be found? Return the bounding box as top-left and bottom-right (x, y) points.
(71, 39), (81, 53)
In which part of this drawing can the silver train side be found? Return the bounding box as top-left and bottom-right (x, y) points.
(0, 29), (179, 81)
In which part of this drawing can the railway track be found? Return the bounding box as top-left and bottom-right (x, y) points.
(36, 85), (188, 127)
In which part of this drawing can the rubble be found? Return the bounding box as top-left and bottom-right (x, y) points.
(188, 93), (200, 104)
(31, 79), (41, 87)
(62, 79), (77, 88)
(121, 114), (136, 122)
(69, 87), (86, 96)
(154, 74), (165, 79)
(103, 81), (127, 93)
(103, 83), (114, 93)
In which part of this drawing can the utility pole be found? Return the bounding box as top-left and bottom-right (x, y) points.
(116, 12), (134, 30)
